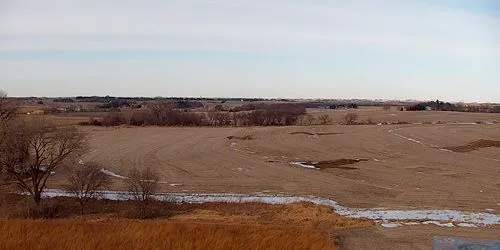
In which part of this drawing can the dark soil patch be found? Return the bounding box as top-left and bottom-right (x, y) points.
(290, 131), (315, 135)
(445, 139), (500, 153)
(290, 132), (343, 136)
(304, 159), (368, 170)
(227, 135), (254, 140)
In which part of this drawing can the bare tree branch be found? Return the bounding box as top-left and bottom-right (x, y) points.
(1, 117), (88, 204)
(125, 168), (159, 218)
(65, 162), (110, 215)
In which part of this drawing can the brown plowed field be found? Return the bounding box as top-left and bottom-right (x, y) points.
(69, 112), (500, 212)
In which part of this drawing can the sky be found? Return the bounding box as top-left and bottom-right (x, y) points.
(0, 0), (499, 102)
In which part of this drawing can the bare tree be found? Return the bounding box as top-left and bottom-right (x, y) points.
(301, 114), (315, 126)
(0, 90), (17, 123)
(344, 113), (359, 125)
(382, 105), (391, 111)
(125, 168), (159, 218)
(1, 117), (87, 204)
(65, 162), (110, 215)
(318, 114), (332, 125)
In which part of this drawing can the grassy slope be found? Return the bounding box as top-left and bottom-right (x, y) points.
(0, 220), (337, 250)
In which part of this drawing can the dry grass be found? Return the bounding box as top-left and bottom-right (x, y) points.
(0, 219), (337, 250)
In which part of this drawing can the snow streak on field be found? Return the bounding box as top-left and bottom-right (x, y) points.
(43, 189), (499, 227)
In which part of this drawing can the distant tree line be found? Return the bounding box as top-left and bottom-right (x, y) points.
(407, 100), (500, 113)
(87, 102), (307, 127)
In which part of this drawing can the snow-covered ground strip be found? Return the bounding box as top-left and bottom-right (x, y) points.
(42, 189), (500, 226)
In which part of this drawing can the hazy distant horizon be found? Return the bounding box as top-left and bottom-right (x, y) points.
(7, 94), (499, 104)
(1, 0), (499, 102)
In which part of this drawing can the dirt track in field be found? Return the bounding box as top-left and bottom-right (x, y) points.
(55, 110), (499, 212)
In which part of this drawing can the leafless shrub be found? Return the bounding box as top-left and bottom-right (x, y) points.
(208, 112), (232, 126)
(382, 105), (391, 111)
(305, 114), (315, 125)
(102, 112), (126, 126)
(344, 113), (359, 125)
(364, 117), (374, 125)
(318, 114), (331, 125)
(125, 168), (160, 218)
(65, 162), (110, 215)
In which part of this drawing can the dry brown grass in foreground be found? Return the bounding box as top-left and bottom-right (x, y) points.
(0, 219), (337, 250)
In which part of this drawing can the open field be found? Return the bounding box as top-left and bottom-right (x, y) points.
(46, 109), (500, 212)
(308, 106), (500, 124)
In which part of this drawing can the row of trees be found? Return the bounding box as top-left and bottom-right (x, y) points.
(93, 102), (307, 127)
(407, 100), (500, 113)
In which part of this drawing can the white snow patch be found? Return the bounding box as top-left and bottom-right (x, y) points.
(100, 169), (129, 179)
(291, 162), (318, 169)
(439, 148), (453, 152)
(381, 223), (402, 228)
(402, 222), (420, 226)
(422, 221), (454, 227)
(457, 223), (477, 228)
(169, 183), (182, 187)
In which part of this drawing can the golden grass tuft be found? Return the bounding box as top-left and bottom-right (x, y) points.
(0, 219), (337, 250)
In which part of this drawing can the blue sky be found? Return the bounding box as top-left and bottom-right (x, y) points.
(0, 0), (499, 102)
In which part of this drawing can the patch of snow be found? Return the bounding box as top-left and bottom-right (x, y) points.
(402, 222), (420, 226)
(457, 223), (477, 228)
(381, 223), (402, 228)
(169, 183), (182, 187)
(100, 169), (129, 179)
(439, 148), (453, 153)
(422, 221), (454, 227)
(373, 158), (380, 162)
(290, 162), (318, 169)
